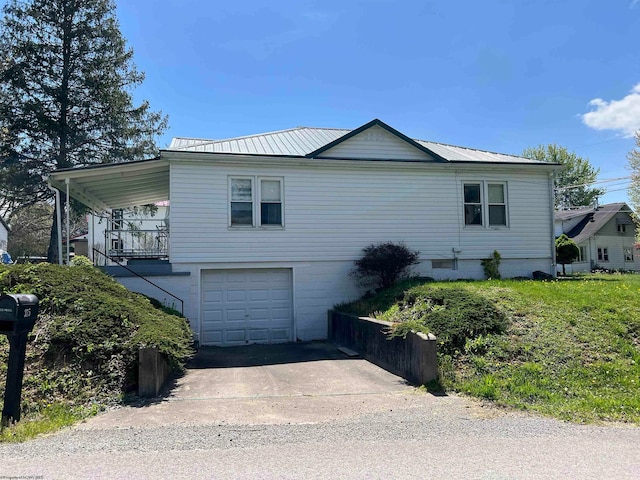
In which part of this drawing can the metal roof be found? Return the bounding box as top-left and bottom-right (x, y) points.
(170, 127), (348, 156)
(48, 119), (555, 212)
(48, 158), (169, 211)
(169, 121), (547, 164)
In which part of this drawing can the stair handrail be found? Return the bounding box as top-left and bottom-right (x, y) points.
(92, 247), (184, 316)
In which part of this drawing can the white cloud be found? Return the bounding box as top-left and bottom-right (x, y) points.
(581, 83), (640, 137)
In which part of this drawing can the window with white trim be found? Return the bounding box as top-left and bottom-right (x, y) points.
(597, 247), (609, 262)
(463, 182), (508, 227)
(259, 179), (283, 226)
(624, 247), (634, 262)
(230, 177), (254, 226)
(578, 245), (587, 262)
(229, 176), (284, 227)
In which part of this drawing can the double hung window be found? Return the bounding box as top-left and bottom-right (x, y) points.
(229, 177), (284, 227)
(578, 246), (587, 262)
(597, 247), (609, 262)
(463, 182), (508, 227)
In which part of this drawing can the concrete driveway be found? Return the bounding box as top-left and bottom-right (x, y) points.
(79, 341), (428, 429)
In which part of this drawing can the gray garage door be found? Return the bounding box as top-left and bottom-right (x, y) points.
(200, 268), (293, 346)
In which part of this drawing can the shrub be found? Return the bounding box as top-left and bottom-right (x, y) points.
(70, 255), (93, 267)
(0, 263), (193, 415)
(387, 286), (508, 355)
(481, 250), (501, 279)
(555, 234), (579, 276)
(351, 242), (420, 290)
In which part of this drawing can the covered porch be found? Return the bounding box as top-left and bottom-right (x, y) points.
(48, 158), (170, 266)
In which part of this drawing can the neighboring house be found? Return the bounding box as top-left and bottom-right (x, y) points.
(0, 216), (9, 258)
(87, 203), (169, 265)
(555, 202), (639, 273)
(49, 119), (558, 346)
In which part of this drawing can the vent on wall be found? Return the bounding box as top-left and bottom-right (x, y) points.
(432, 259), (454, 269)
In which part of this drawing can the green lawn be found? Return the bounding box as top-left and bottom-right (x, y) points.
(337, 274), (640, 423)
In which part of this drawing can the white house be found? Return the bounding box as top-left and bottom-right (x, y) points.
(0, 216), (9, 254)
(49, 119), (558, 346)
(555, 202), (639, 273)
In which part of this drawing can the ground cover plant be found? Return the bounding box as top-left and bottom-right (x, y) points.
(337, 274), (640, 423)
(0, 263), (193, 441)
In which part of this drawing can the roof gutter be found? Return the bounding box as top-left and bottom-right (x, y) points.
(47, 184), (64, 265)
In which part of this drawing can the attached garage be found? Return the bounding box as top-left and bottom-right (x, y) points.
(200, 268), (293, 346)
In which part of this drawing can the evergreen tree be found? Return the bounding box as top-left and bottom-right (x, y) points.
(522, 144), (604, 210)
(0, 0), (167, 262)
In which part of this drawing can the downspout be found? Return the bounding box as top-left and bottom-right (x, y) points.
(48, 185), (64, 265)
(549, 172), (557, 277)
(65, 178), (70, 265)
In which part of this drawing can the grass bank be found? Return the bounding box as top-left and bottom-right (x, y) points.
(0, 263), (193, 441)
(337, 274), (640, 423)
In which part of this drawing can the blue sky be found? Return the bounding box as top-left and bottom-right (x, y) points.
(106, 2), (640, 203)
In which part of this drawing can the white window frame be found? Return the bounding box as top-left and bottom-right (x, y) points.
(228, 176), (284, 228)
(578, 245), (587, 263)
(463, 181), (509, 228)
(597, 247), (609, 262)
(257, 177), (284, 228)
(229, 176), (255, 227)
(624, 247), (634, 262)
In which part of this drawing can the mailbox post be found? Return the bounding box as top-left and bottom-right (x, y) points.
(0, 294), (39, 425)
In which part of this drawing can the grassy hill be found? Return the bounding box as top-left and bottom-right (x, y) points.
(337, 274), (640, 423)
(0, 263), (193, 440)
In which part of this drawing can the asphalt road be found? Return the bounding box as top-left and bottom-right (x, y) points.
(1, 343), (638, 479)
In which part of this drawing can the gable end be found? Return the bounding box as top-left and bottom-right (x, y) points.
(306, 119), (448, 162)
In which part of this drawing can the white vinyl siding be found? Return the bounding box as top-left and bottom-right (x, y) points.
(165, 160), (555, 342)
(317, 124), (434, 161)
(170, 161), (552, 265)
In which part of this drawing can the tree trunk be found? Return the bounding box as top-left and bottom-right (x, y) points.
(561, 263), (566, 276)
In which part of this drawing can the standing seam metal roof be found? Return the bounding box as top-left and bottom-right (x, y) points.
(168, 124), (546, 164)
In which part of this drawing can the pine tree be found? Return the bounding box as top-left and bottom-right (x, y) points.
(522, 144), (604, 210)
(0, 0), (167, 262)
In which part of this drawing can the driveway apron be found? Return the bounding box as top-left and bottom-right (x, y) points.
(78, 341), (429, 429)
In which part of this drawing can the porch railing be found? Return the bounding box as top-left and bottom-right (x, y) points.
(103, 227), (168, 261)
